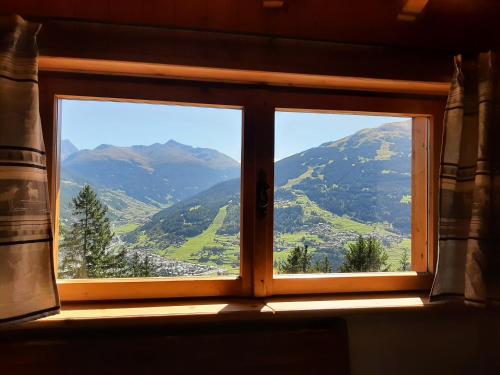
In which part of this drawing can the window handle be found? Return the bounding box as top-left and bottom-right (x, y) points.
(256, 169), (270, 218)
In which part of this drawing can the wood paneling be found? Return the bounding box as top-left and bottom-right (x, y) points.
(2, 0), (499, 52)
(0, 318), (350, 375)
(35, 20), (453, 85)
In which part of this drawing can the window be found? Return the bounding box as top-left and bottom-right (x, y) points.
(58, 99), (242, 280)
(40, 74), (439, 301)
(274, 112), (415, 275)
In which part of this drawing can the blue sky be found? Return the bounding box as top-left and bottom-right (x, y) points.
(61, 99), (408, 162)
(275, 111), (408, 161)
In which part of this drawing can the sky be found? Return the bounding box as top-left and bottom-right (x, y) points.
(61, 99), (408, 162)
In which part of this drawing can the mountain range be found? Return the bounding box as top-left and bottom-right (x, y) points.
(60, 139), (240, 225)
(60, 120), (412, 273)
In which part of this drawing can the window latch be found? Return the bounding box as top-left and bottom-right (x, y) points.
(256, 169), (270, 218)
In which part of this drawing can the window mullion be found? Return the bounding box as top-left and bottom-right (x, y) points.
(242, 96), (275, 297)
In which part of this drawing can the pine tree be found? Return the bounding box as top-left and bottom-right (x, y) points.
(278, 245), (312, 274)
(340, 236), (389, 272)
(128, 252), (158, 277)
(399, 249), (411, 271)
(141, 255), (156, 277)
(313, 255), (332, 273)
(59, 184), (124, 278)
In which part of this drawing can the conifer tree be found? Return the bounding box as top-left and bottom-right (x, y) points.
(128, 252), (158, 277)
(313, 255), (332, 273)
(59, 184), (124, 278)
(278, 245), (312, 274)
(340, 236), (389, 272)
(399, 249), (411, 271)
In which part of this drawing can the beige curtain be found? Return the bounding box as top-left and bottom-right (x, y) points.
(0, 15), (59, 324)
(430, 52), (500, 306)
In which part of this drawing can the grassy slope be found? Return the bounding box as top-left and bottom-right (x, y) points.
(61, 179), (160, 227)
(167, 205), (228, 259)
(283, 167), (314, 189)
(274, 190), (410, 271)
(294, 192), (383, 234)
(386, 238), (411, 268)
(115, 223), (140, 235)
(164, 206), (240, 274)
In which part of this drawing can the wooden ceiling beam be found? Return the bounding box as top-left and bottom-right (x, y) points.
(38, 56), (450, 96)
(398, 0), (430, 21)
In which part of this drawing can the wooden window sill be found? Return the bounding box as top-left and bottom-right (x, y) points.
(1, 292), (455, 332)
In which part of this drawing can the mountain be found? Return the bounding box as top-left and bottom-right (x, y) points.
(137, 120), (411, 237)
(61, 139), (78, 161)
(275, 121), (412, 234)
(60, 121), (413, 274)
(126, 178), (240, 245)
(126, 121), (412, 272)
(61, 140), (240, 211)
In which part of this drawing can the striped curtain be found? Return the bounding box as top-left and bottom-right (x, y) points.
(430, 52), (500, 306)
(0, 15), (59, 324)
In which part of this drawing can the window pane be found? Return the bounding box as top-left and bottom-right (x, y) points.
(58, 99), (241, 279)
(274, 111), (412, 274)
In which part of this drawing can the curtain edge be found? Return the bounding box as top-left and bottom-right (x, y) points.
(0, 305), (60, 327)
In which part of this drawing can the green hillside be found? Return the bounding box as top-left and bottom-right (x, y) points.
(61, 139), (240, 209)
(61, 121), (413, 276)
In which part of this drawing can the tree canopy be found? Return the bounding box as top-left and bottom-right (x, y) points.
(278, 245), (332, 274)
(59, 184), (127, 278)
(340, 236), (389, 272)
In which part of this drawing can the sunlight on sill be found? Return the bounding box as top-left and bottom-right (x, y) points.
(266, 295), (427, 312)
(0, 293), (436, 332)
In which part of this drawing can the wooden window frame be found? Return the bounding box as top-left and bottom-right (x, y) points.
(271, 114), (431, 295)
(255, 89), (440, 296)
(39, 72), (444, 302)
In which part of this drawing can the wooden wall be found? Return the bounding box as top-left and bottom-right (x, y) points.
(1, 5), (497, 375)
(35, 20), (454, 85)
(2, 308), (500, 375)
(1, 318), (350, 375)
(347, 309), (500, 375)
(2, 0), (500, 52)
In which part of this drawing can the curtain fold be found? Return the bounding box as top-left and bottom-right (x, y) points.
(0, 15), (59, 324)
(430, 51), (500, 306)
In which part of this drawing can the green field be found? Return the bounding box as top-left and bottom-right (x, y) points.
(386, 238), (411, 269)
(126, 189), (410, 275)
(274, 190), (411, 272)
(115, 223), (140, 235)
(165, 206), (240, 274)
(283, 167), (315, 189)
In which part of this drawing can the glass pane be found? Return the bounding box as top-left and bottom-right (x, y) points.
(58, 99), (241, 279)
(274, 111), (412, 274)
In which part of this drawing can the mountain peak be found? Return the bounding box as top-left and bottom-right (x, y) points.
(164, 139), (197, 152)
(377, 120), (411, 133)
(320, 120), (411, 148)
(95, 144), (114, 151)
(165, 139), (184, 146)
(61, 139), (79, 161)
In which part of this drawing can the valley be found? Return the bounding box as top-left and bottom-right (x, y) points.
(59, 120), (413, 277)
